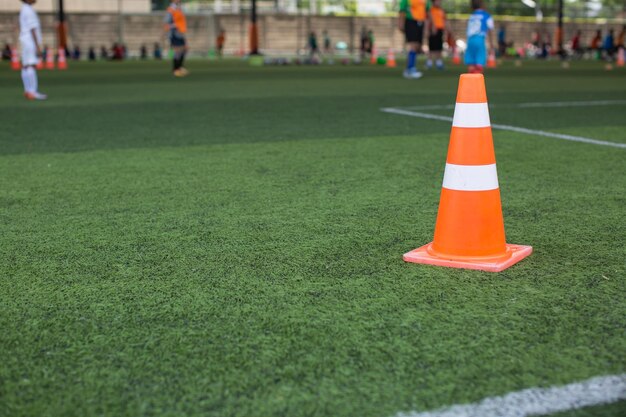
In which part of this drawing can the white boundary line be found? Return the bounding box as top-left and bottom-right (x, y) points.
(518, 100), (626, 108)
(404, 100), (626, 111)
(394, 374), (626, 417)
(380, 107), (626, 149)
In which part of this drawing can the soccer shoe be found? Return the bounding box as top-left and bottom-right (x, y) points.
(173, 69), (186, 77)
(25, 92), (47, 100)
(178, 67), (189, 76)
(403, 69), (423, 79)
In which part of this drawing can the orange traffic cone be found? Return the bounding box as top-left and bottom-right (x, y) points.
(487, 52), (496, 68)
(452, 48), (461, 65)
(46, 49), (55, 69)
(403, 74), (532, 272)
(11, 47), (21, 70)
(370, 47), (377, 64)
(386, 49), (396, 68)
(57, 48), (67, 70)
(617, 47), (625, 67)
(36, 59), (43, 70)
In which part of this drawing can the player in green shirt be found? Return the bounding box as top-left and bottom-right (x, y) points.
(399, 0), (431, 79)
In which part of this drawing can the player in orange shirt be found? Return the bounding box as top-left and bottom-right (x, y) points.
(164, 0), (188, 76)
(426, 0), (450, 70)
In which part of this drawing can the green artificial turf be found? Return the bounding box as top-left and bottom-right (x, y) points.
(0, 59), (624, 417)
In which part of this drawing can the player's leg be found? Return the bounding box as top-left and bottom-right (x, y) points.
(171, 45), (180, 73)
(21, 65), (33, 97)
(464, 41), (476, 73)
(172, 38), (189, 76)
(433, 51), (442, 69)
(20, 38), (46, 100)
(426, 32), (435, 69)
(171, 34), (187, 76)
(474, 39), (486, 73)
(404, 19), (423, 79)
(404, 42), (422, 78)
(172, 47), (188, 76)
(465, 37), (485, 74)
(426, 31), (444, 70)
(179, 42), (188, 73)
(434, 31), (444, 69)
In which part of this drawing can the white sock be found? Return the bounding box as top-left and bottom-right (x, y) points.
(436, 59), (443, 67)
(426, 59), (433, 67)
(27, 67), (38, 93)
(21, 68), (31, 93)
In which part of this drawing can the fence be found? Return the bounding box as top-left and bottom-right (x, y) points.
(0, 11), (624, 57)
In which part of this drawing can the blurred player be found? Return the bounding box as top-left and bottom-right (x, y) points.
(216, 28), (226, 58)
(603, 29), (615, 61)
(164, 0), (188, 77)
(360, 27), (368, 61)
(19, 0), (46, 100)
(465, 0), (494, 74)
(617, 25), (625, 49)
(497, 25), (506, 57)
(308, 31), (319, 60)
(399, 0), (430, 79)
(426, 0), (448, 70)
(322, 30), (334, 64)
(367, 29), (375, 57)
(323, 30), (331, 54)
(571, 30), (583, 59)
(590, 29), (602, 59)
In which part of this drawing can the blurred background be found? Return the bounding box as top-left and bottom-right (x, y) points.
(0, 1), (624, 58)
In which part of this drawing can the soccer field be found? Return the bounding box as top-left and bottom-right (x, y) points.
(1, 60), (625, 417)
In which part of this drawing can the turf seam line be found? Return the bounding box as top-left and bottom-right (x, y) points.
(380, 107), (626, 149)
(393, 373), (626, 417)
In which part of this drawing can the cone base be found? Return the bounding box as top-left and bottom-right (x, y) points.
(403, 243), (532, 272)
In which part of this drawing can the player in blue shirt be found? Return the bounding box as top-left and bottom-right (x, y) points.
(465, 0), (494, 73)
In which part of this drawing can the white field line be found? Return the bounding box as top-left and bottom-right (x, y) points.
(394, 374), (626, 417)
(405, 99), (626, 111)
(518, 100), (626, 108)
(380, 107), (626, 149)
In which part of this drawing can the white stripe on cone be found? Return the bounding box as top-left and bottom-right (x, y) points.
(442, 163), (499, 191)
(452, 103), (491, 128)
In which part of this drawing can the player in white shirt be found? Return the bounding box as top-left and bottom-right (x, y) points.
(19, 0), (47, 100)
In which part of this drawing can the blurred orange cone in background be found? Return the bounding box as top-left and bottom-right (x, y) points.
(11, 47), (20, 70)
(36, 59), (43, 69)
(617, 47), (625, 67)
(403, 73), (532, 272)
(487, 52), (496, 68)
(452, 48), (461, 65)
(370, 47), (377, 64)
(57, 48), (67, 70)
(386, 49), (396, 68)
(46, 49), (55, 69)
